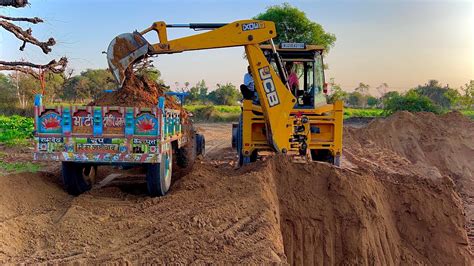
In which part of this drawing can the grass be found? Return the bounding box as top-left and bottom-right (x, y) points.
(460, 110), (474, 119)
(0, 161), (41, 173)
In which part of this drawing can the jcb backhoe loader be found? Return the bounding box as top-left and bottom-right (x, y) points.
(107, 20), (343, 166)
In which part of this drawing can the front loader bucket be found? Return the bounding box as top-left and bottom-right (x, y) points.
(106, 31), (150, 86)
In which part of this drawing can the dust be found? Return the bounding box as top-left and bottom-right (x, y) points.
(0, 112), (473, 264)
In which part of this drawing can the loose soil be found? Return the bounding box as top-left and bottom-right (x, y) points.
(89, 70), (187, 120)
(0, 112), (472, 264)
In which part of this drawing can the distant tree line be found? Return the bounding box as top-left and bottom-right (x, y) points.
(0, 67), (243, 115)
(328, 79), (473, 114)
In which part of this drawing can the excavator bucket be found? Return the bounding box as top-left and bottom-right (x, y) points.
(106, 31), (150, 86)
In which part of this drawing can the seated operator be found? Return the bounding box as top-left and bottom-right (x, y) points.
(286, 62), (299, 96)
(240, 66), (258, 102)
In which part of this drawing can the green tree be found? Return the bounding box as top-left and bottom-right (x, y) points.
(327, 78), (347, 103)
(460, 80), (473, 110)
(414, 80), (457, 109)
(208, 83), (239, 105)
(347, 91), (364, 107)
(254, 3), (336, 51)
(61, 69), (116, 102)
(367, 96), (379, 108)
(0, 73), (17, 111)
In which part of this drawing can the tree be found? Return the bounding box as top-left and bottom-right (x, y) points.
(0, 73), (16, 111)
(414, 80), (458, 109)
(460, 80), (473, 110)
(0, 1), (67, 79)
(254, 3), (336, 51)
(347, 91), (364, 107)
(367, 96), (379, 108)
(61, 69), (115, 103)
(327, 78), (347, 104)
(208, 83), (239, 105)
(376, 83), (389, 97)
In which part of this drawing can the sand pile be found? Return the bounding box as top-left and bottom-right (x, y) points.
(267, 155), (470, 264)
(89, 70), (184, 112)
(344, 111), (474, 247)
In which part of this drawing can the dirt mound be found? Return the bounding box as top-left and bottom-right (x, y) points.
(89, 70), (185, 116)
(266, 155), (470, 264)
(344, 111), (474, 248)
(1, 113), (473, 264)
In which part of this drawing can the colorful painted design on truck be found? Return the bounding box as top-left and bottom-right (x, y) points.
(33, 94), (185, 164)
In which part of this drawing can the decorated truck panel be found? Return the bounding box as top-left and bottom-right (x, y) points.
(33, 94), (186, 164)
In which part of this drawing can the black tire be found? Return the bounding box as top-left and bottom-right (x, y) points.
(231, 123), (238, 149)
(146, 149), (173, 197)
(196, 134), (205, 156)
(62, 162), (92, 196)
(177, 136), (196, 170)
(310, 149), (340, 166)
(237, 116), (257, 166)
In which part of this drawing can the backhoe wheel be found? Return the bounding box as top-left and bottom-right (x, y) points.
(237, 116), (257, 166)
(310, 149), (340, 166)
(62, 162), (93, 196)
(146, 149), (173, 197)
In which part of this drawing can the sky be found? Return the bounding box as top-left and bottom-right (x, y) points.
(0, 0), (472, 93)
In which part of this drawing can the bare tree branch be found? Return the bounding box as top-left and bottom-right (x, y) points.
(0, 19), (55, 53)
(0, 57), (68, 78)
(0, 15), (43, 24)
(0, 0), (28, 8)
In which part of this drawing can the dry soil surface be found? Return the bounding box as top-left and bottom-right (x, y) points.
(0, 112), (473, 264)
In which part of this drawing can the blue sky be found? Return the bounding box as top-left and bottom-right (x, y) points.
(1, 0), (472, 92)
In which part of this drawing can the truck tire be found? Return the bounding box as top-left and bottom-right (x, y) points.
(146, 149), (173, 197)
(177, 137), (196, 170)
(62, 162), (92, 196)
(196, 134), (205, 156)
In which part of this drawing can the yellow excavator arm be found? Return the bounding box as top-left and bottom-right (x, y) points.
(107, 20), (296, 152)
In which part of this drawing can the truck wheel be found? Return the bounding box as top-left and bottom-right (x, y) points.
(196, 134), (205, 156)
(177, 135), (196, 169)
(62, 162), (92, 196)
(146, 150), (173, 197)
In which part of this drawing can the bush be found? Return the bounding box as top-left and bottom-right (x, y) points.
(383, 91), (441, 115)
(0, 115), (34, 145)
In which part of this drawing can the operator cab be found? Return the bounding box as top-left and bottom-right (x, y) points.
(261, 43), (327, 109)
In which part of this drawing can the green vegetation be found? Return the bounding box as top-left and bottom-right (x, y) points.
(254, 3), (336, 51)
(184, 105), (240, 122)
(0, 115), (34, 145)
(344, 108), (384, 119)
(461, 110), (474, 119)
(0, 161), (41, 173)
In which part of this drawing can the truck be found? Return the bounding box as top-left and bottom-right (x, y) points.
(33, 93), (204, 197)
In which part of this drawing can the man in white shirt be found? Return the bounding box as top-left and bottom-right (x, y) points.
(242, 66), (258, 102)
